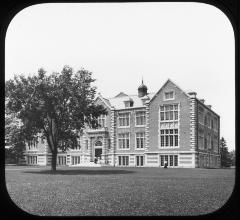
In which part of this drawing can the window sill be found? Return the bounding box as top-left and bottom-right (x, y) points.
(159, 146), (179, 149)
(163, 98), (175, 101)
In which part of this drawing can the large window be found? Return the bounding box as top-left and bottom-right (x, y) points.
(207, 116), (211, 129)
(136, 156), (144, 166)
(118, 113), (130, 127)
(213, 136), (219, 152)
(204, 136), (207, 149)
(28, 137), (38, 150)
(198, 132), (204, 149)
(72, 156), (80, 165)
(135, 111), (146, 126)
(160, 129), (178, 147)
(118, 133), (130, 149)
(72, 140), (81, 150)
(160, 155), (178, 167)
(160, 104), (178, 121)
(118, 156), (129, 166)
(204, 116), (208, 127)
(164, 91), (174, 100)
(136, 132), (145, 149)
(208, 134), (211, 149)
(97, 115), (106, 128)
(58, 156), (66, 165)
(198, 108), (204, 125)
(27, 156), (37, 165)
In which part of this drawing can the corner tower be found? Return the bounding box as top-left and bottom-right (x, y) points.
(138, 79), (148, 98)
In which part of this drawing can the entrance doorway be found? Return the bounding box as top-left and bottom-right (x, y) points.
(95, 148), (102, 159)
(94, 139), (103, 164)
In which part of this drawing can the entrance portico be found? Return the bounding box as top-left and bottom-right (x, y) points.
(86, 128), (110, 165)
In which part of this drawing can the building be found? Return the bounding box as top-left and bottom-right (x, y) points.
(25, 79), (220, 168)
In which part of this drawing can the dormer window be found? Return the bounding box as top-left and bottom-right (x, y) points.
(164, 91), (174, 100)
(124, 98), (134, 108)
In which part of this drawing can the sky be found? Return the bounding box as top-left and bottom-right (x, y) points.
(5, 3), (235, 150)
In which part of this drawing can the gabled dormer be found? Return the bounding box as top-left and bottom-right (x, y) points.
(123, 97), (134, 108)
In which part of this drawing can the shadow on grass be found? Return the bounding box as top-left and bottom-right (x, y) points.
(23, 169), (136, 175)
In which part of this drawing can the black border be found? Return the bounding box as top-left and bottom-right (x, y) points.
(0, 0), (239, 219)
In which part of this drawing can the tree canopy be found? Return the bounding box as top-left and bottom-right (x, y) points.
(5, 109), (25, 164)
(219, 137), (232, 168)
(5, 66), (107, 171)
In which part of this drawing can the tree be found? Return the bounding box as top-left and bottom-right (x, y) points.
(229, 150), (235, 167)
(219, 137), (231, 168)
(5, 109), (25, 164)
(5, 66), (107, 172)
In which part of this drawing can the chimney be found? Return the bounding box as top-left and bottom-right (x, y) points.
(199, 99), (205, 104)
(207, 105), (212, 109)
(141, 95), (150, 105)
(188, 92), (197, 98)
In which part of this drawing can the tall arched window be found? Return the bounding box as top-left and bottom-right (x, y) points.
(95, 140), (103, 147)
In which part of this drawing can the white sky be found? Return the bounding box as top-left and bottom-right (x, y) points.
(5, 3), (235, 150)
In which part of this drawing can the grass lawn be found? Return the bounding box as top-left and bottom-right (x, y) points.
(5, 166), (235, 216)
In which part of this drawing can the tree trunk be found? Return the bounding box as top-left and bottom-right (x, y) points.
(51, 149), (57, 173)
(46, 115), (58, 173)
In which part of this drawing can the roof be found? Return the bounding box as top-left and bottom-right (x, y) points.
(98, 79), (191, 110)
(149, 78), (190, 103)
(114, 92), (128, 98)
(105, 93), (155, 109)
(96, 79), (217, 113)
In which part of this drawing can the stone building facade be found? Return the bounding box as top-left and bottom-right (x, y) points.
(24, 79), (220, 168)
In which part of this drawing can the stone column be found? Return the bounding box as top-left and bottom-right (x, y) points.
(102, 133), (106, 164)
(109, 107), (116, 166)
(88, 137), (93, 162)
(145, 102), (150, 152)
(189, 94), (197, 152)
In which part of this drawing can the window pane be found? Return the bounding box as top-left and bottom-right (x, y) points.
(136, 138), (139, 148)
(174, 135), (178, 146)
(174, 111), (178, 120)
(126, 139), (129, 148)
(170, 111), (173, 120)
(165, 136), (169, 146)
(160, 112), (164, 121)
(141, 156), (144, 166)
(160, 155), (164, 166)
(170, 155), (173, 166)
(174, 155), (178, 166)
(170, 136), (173, 146)
(164, 155), (168, 164)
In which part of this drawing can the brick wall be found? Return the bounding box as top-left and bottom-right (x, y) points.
(148, 80), (191, 152)
(115, 108), (146, 154)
